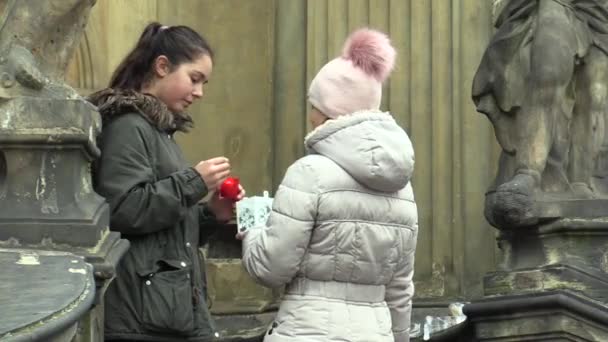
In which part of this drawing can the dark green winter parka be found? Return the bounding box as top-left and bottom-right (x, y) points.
(88, 88), (219, 341)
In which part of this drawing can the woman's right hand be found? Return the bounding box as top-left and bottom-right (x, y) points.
(194, 157), (231, 190)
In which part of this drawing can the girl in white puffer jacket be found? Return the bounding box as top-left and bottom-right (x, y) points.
(241, 28), (418, 342)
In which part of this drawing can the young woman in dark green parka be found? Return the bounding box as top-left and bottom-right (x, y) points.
(88, 22), (244, 342)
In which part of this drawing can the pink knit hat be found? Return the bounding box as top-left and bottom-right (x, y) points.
(308, 28), (396, 119)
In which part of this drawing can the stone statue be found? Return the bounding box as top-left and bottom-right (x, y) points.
(0, 0), (96, 99)
(473, 0), (608, 228)
(0, 0), (128, 340)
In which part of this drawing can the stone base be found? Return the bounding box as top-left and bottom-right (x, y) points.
(485, 187), (608, 229)
(462, 218), (608, 341)
(0, 229), (128, 341)
(65, 232), (129, 341)
(214, 312), (276, 342)
(464, 291), (608, 341)
(202, 223), (280, 341)
(485, 264), (608, 301)
(0, 248), (95, 341)
(490, 218), (608, 300)
(206, 258), (281, 315)
(83, 230), (130, 303)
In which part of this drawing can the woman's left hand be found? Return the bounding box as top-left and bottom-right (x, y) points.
(208, 185), (246, 222)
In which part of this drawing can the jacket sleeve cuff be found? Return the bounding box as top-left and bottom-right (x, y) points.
(199, 204), (219, 246)
(183, 167), (208, 206)
(200, 204), (217, 222)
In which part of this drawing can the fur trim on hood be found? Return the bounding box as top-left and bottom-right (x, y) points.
(87, 88), (194, 133)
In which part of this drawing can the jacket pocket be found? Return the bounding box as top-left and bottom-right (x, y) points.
(138, 259), (195, 334)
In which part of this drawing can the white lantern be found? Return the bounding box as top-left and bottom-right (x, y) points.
(236, 191), (273, 232)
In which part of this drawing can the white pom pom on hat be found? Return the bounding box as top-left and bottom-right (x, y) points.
(308, 28), (396, 119)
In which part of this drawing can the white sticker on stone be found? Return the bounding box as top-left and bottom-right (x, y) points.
(68, 268), (86, 274)
(16, 253), (40, 266)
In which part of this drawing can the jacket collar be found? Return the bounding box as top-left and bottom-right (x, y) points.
(304, 110), (389, 152)
(87, 88), (193, 133)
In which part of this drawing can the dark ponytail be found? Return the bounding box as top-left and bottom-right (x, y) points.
(109, 22), (213, 90)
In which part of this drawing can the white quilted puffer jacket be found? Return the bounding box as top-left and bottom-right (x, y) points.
(242, 110), (418, 342)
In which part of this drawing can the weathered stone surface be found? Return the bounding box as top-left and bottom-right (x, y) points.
(214, 312), (276, 342)
(484, 218), (608, 299)
(461, 217), (608, 340)
(474, 0), (608, 229)
(464, 291), (608, 341)
(0, 248), (95, 341)
(206, 258), (281, 315)
(465, 2), (608, 340)
(203, 223), (280, 341)
(0, 97), (105, 248)
(0, 0), (96, 100)
(0, 1), (128, 341)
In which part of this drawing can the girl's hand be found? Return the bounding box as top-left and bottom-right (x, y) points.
(208, 185), (246, 223)
(235, 184), (246, 201)
(194, 157), (230, 190)
(235, 230), (246, 240)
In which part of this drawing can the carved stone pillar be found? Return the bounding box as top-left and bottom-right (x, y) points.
(0, 1), (128, 340)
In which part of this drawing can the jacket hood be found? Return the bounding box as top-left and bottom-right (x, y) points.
(304, 110), (414, 192)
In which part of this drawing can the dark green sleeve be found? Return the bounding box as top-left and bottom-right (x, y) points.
(95, 115), (208, 235)
(198, 204), (219, 246)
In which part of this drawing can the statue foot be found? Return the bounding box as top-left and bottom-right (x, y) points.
(485, 172), (539, 228)
(570, 182), (596, 199)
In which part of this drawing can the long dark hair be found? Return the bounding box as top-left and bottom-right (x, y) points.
(109, 22), (213, 90)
